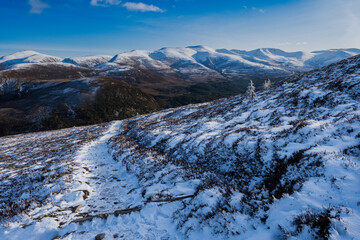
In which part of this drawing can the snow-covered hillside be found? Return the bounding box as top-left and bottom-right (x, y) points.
(108, 50), (177, 76)
(62, 55), (113, 68)
(222, 48), (360, 70)
(106, 54), (360, 239)
(0, 54), (359, 239)
(0, 51), (62, 69)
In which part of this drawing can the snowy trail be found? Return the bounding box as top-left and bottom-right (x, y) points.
(70, 121), (142, 215)
(57, 121), (184, 239)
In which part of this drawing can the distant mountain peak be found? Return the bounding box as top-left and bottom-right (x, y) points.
(0, 50), (62, 68)
(186, 45), (214, 51)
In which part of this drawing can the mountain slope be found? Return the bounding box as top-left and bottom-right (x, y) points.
(0, 51), (62, 69)
(0, 54), (359, 239)
(149, 47), (224, 80)
(224, 48), (360, 70)
(62, 55), (113, 68)
(0, 76), (159, 136)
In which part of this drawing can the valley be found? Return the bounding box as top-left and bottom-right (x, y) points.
(0, 47), (358, 136)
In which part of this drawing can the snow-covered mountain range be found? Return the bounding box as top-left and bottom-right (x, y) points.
(1, 52), (359, 239)
(1, 47), (359, 79)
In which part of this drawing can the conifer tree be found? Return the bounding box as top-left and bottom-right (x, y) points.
(246, 80), (257, 99)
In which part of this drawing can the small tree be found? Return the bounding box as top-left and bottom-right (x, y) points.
(246, 80), (257, 99)
(263, 79), (271, 90)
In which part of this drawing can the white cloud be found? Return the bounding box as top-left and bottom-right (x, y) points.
(296, 42), (308, 46)
(251, 7), (265, 14)
(276, 42), (292, 46)
(91, 0), (122, 6)
(29, 0), (49, 14)
(276, 42), (308, 47)
(122, 2), (164, 12)
(90, 0), (164, 12)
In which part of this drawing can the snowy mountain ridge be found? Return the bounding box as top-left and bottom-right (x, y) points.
(1, 47), (359, 80)
(0, 53), (359, 239)
(0, 51), (62, 69)
(62, 55), (113, 68)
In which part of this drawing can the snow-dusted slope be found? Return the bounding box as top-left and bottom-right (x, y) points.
(106, 54), (360, 239)
(0, 51), (62, 69)
(149, 47), (224, 79)
(109, 50), (174, 72)
(189, 45), (286, 76)
(226, 48), (314, 69)
(62, 55), (112, 68)
(1, 55), (359, 239)
(304, 49), (360, 68)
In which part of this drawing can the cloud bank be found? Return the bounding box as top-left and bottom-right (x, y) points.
(122, 2), (164, 12)
(90, 1), (164, 12)
(123, 2), (164, 12)
(29, 0), (49, 14)
(91, 0), (122, 6)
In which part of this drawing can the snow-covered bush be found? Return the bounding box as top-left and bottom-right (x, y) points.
(263, 79), (271, 90)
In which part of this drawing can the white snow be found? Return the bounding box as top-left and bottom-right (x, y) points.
(1, 51), (360, 240)
(0, 51), (62, 69)
(62, 55), (112, 68)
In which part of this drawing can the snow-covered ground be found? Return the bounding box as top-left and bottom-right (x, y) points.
(107, 54), (360, 239)
(0, 122), (185, 240)
(62, 55), (113, 68)
(0, 54), (360, 239)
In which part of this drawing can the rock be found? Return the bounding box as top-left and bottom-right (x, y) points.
(71, 205), (82, 213)
(71, 206), (142, 224)
(95, 233), (106, 240)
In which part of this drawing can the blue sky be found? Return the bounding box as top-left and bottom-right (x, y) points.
(0, 0), (359, 57)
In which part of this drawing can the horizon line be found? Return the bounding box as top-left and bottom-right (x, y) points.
(1, 45), (360, 58)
